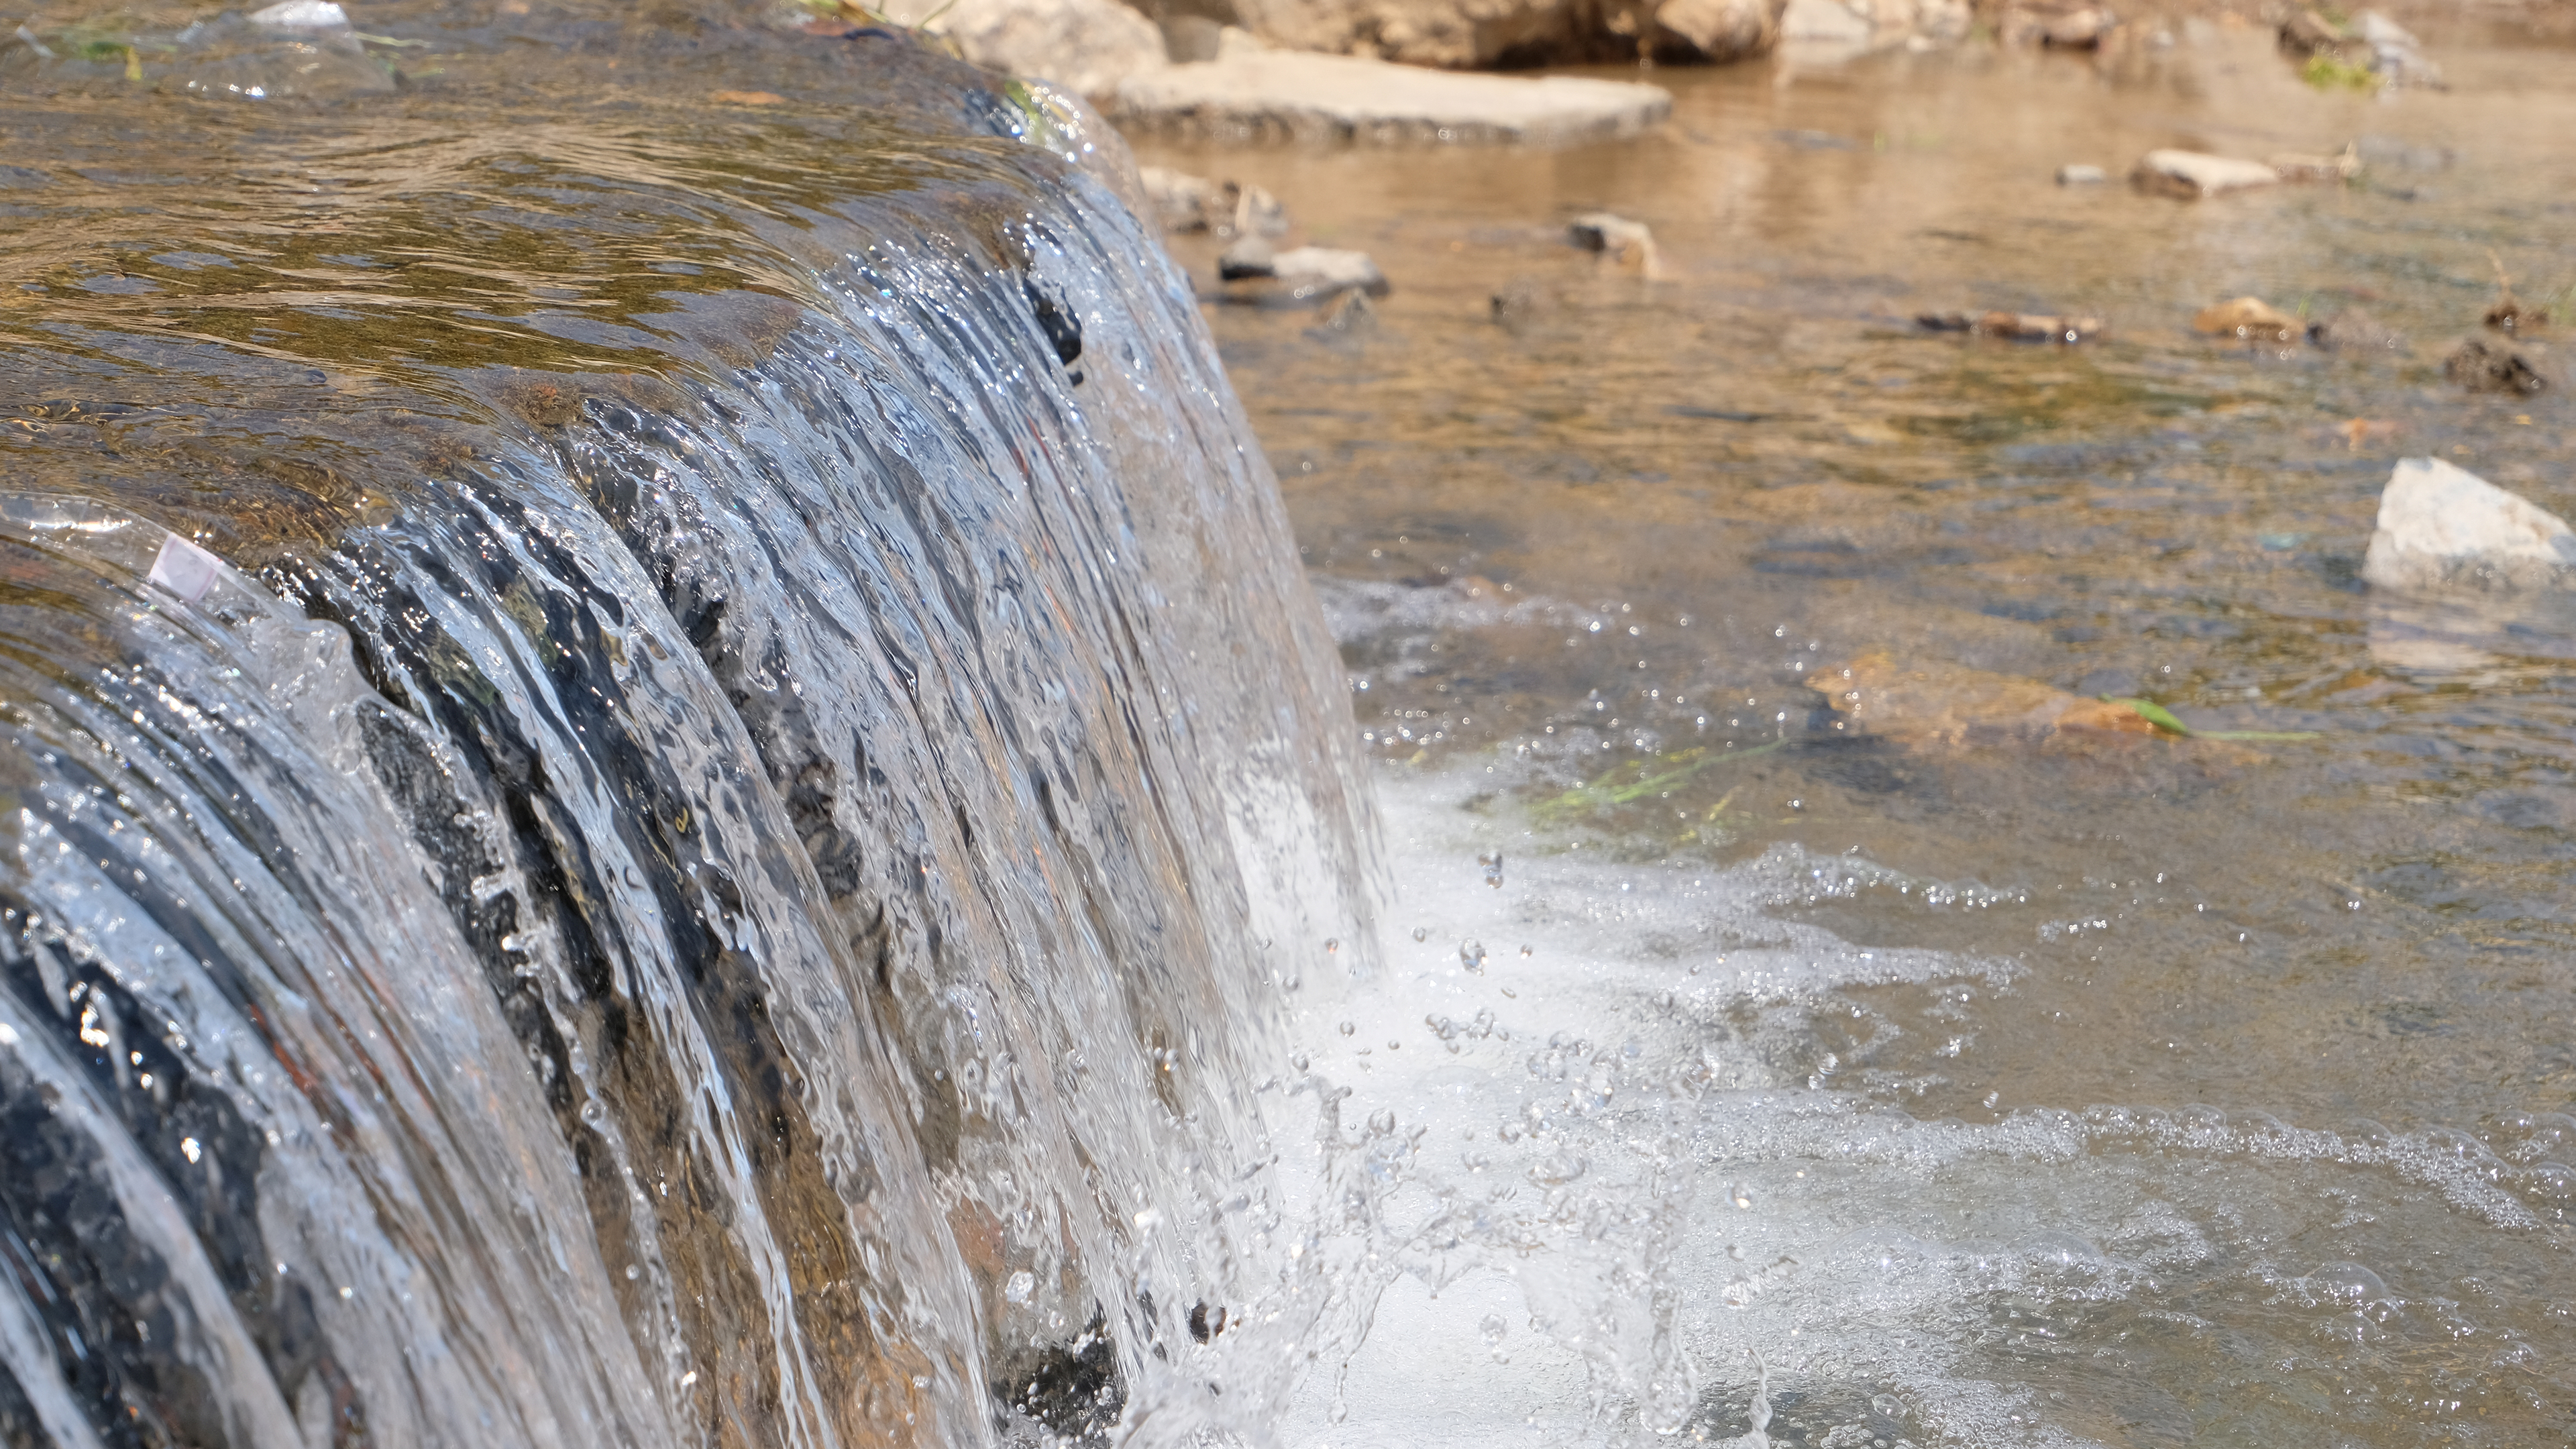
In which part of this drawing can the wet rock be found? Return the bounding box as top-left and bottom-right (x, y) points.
(1217, 235), (1277, 281)
(1112, 32), (1672, 145)
(1780, 0), (1873, 46)
(248, 0), (347, 25)
(2267, 145), (2359, 182)
(2308, 308), (2405, 353)
(1805, 651), (2165, 753)
(1220, 241), (1388, 303)
(1566, 212), (1664, 278)
(2363, 457), (2576, 592)
(1917, 311), (2101, 343)
(1140, 166), (1225, 232)
(2192, 296), (2301, 343)
(2055, 164), (2108, 185)
(2444, 338), (2548, 394)
(1138, 167), (1293, 237)
(2485, 299), (2550, 335)
(876, 0), (1167, 100)
(1653, 0), (1780, 64)
(2277, 7), (2343, 52)
(2131, 149), (2280, 200)
(1319, 287), (1377, 332)
(2006, 2), (2113, 48)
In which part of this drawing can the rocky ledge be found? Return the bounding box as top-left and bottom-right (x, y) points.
(1110, 33), (1671, 144)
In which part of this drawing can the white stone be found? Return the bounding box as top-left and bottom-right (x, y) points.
(1779, 0), (1872, 43)
(1112, 42), (1670, 146)
(2131, 148), (2282, 199)
(877, 0), (1167, 101)
(248, 0), (348, 28)
(2363, 457), (2576, 592)
(1268, 246), (1388, 299)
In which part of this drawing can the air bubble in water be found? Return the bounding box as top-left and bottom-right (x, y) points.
(1413, 926), (1429, 942)
(1460, 940), (1487, 974)
(1338, 1020), (1356, 1036)
(2309, 1261), (2386, 1302)
(1730, 1182), (1754, 1209)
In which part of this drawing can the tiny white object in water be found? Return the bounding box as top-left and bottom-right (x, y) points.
(148, 533), (221, 602)
(249, 0), (351, 28)
(2362, 455), (2576, 591)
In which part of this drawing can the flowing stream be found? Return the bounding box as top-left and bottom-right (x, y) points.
(1, 3), (2573, 1448)
(0, 5), (1377, 1444)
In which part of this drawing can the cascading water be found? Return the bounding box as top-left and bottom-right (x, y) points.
(0, 5), (1381, 1443)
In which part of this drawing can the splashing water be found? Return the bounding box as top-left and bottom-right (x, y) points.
(0, 2), (1379, 1442)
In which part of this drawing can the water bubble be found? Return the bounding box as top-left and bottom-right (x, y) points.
(1291, 1053), (1310, 1072)
(2497, 1110), (2576, 1162)
(2523, 1161), (2574, 1218)
(1729, 1182), (1754, 1209)
(1480, 1313), (1509, 1345)
(2308, 1261), (2387, 1303)
(1004, 1270), (1036, 1304)
(1366, 1108), (1397, 1135)
(1520, 945), (1533, 957)
(1325, 938), (1340, 954)
(2175, 1103), (2228, 1133)
(1338, 1020), (1356, 1036)
(1413, 926), (1429, 943)
(1459, 940), (1487, 974)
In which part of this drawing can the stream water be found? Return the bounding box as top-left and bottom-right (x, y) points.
(1, 2), (2572, 1447)
(1138, 19), (2576, 1449)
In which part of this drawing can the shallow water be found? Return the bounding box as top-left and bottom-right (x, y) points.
(1138, 21), (2576, 1448)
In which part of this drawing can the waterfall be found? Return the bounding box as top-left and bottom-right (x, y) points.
(0, 5), (1377, 1444)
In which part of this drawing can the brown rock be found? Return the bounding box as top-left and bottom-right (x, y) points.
(2308, 307), (2406, 353)
(2485, 299), (2551, 334)
(2193, 296), (2302, 343)
(1805, 651), (2161, 752)
(2445, 338), (2549, 394)
(2277, 7), (2345, 52)
(1917, 311), (2102, 343)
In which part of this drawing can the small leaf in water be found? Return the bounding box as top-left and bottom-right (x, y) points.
(2101, 696), (2190, 735)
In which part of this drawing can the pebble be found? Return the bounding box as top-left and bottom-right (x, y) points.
(2192, 296), (2302, 343)
(2055, 164), (2108, 185)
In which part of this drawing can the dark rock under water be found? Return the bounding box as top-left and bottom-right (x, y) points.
(0, 3), (1375, 1444)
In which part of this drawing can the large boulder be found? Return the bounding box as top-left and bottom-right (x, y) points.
(2363, 458), (2576, 592)
(875, 0), (1169, 98)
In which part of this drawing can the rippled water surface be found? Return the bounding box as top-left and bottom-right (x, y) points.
(1140, 23), (2576, 1449)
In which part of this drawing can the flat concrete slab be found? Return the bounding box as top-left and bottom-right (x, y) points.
(1112, 48), (1670, 146)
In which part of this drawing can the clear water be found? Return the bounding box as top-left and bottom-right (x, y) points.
(1138, 20), (2576, 1449)
(5, 2), (2574, 1446)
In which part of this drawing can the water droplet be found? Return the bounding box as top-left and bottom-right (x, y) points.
(1412, 926), (1429, 942)
(1004, 1270), (1035, 1304)
(1459, 940), (1487, 974)
(1338, 1020), (1356, 1036)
